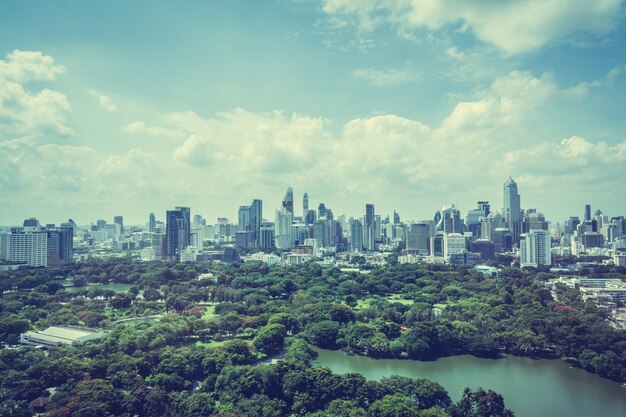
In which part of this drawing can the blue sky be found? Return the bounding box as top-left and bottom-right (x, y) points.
(1, 0), (625, 225)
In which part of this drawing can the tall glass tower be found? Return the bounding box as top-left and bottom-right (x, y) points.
(503, 177), (522, 245)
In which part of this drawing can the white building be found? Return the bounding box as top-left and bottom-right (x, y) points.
(275, 208), (294, 250)
(443, 233), (466, 260)
(0, 228), (48, 267)
(520, 229), (551, 268)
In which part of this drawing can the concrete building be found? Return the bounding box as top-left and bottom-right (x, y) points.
(503, 177), (522, 244)
(0, 228), (48, 267)
(21, 326), (103, 348)
(520, 229), (551, 268)
(444, 233), (466, 260)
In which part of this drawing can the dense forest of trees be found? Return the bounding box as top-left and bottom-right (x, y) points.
(0, 258), (624, 416)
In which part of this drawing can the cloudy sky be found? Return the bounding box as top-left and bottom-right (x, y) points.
(1, 0), (625, 226)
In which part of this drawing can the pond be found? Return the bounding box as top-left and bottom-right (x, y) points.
(313, 347), (626, 417)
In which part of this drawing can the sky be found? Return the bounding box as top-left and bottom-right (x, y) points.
(1, 0), (625, 226)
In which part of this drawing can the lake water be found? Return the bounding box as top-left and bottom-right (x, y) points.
(54, 279), (134, 293)
(313, 347), (626, 417)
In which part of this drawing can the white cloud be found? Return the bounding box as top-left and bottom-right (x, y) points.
(0, 50), (65, 83)
(0, 50), (71, 138)
(321, 0), (623, 54)
(122, 121), (185, 139)
(352, 67), (420, 86)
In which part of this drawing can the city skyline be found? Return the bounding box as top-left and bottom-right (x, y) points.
(1, 1), (626, 224)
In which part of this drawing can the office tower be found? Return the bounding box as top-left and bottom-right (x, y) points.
(114, 216), (124, 234)
(260, 222), (275, 250)
(393, 211), (400, 225)
(406, 222), (431, 255)
(520, 229), (551, 268)
(60, 219), (77, 236)
(46, 226), (73, 266)
(282, 187), (294, 214)
(480, 216), (493, 240)
(584, 204), (591, 222)
(96, 219), (106, 230)
(0, 228), (48, 267)
(470, 239), (495, 261)
(235, 231), (253, 249)
(318, 203), (327, 219)
(238, 205), (251, 232)
(250, 199), (262, 248)
(466, 202), (489, 238)
(303, 192), (309, 218)
(23, 217), (40, 228)
(564, 217), (580, 235)
(523, 211), (548, 233)
(192, 214), (205, 228)
(503, 177), (522, 244)
(477, 201), (490, 216)
(166, 208), (190, 261)
(430, 234), (445, 257)
(305, 209), (316, 225)
(436, 205), (463, 234)
(492, 228), (513, 253)
(365, 204), (375, 251)
(275, 208), (294, 249)
(444, 233), (467, 260)
(350, 219), (363, 252)
(175, 206), (191, 247)
(148, 213), (156, 232)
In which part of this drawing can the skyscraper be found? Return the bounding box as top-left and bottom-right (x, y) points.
(350, 219), (363, 252)
(46, 226), (73, 266)
(166, 208), (190, 261)
(282, 187), (294, 214)
(175, 206), (191, 248)
(503, 177), (522, 244)
(275, 207), (293, 249)
(250, 199), (262, 248)
(149, 213), (156, 232)
(520, 229), (551, 268)
(303, 192), (309, 218)
(365, 204), (375, 251)
(114, 216), (124, 234)
(584, 204), (591, 222)
(0, 228), (48, 267)
(238, 205), (251, 232)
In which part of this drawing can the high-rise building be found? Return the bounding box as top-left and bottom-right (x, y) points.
(282, 187), (294, 214)
(275, 208), (294, 250)
(393, 211), (400, 225)
(503, 177), (522, 244)
(523, 211), (548, 233)
(114, 216), (124, 234)
(23, 218), (40, 228)
(0, 228), (48, 267)
(584, 204), (591, 222)
(305, 209), (317, 225)
(148, 213), (156, 233)
(259, 222), (275, 250)
(250, 199), (262, 248)
(175, 206), (191, 248)
(435, 205), (463, 234)
(238, 205), (251, 232)
(303, 192), (309, 219)
(520, 229), (551, 268)
(46, 226), (73, 266)
(365, 204), (375, 251)
(165, 208), (190, 261)
(60, 219), (77, 236)
(444, 233), (467, 260)
(406, 222), (431, 255)
(350, 219), (363, 252)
